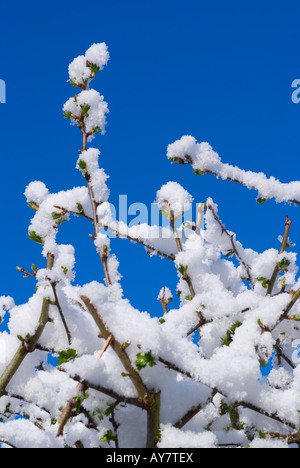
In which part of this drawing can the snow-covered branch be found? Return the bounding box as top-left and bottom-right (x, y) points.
(0, 43), (299, 449)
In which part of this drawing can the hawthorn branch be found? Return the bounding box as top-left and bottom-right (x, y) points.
(98, 334), (113, 359)
(274, 340), (296, 370)
(50, 282), (72, 346)
(267, 216), (292, 296)
(146, 391), (161, 448)
(172, 157), (300, 206)
(0, 253), (54, 398)
(0, 440), (17, 449)
(274, 288), (300, 327)
(56, 381), (87, 437)
(79, 126), (112, 287)
(166, 203), (196, 299)
(168, 203), (183, 254)
(109, 404), (120, 449)
(186, 313), (212, 338)
(174, 389), (217, 429)
(159, 300), (169, 315)
(59, 370), (144, 409)
(207, 203), (254, 288)
(158, 356), (296, 430)
(80, 295), (161, 448)
(3, 393), (52, 422)
(53, 205), (176, 261)
(158, 287), (172, 315)
(53, 206), (93, 222)
(237, 401), (296, 430)
(174, 402), (205, 429)
(100, 222), (176, 261)
(80, 296), (148, 400)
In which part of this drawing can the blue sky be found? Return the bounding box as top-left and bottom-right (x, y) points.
(1, 0), (300, 320)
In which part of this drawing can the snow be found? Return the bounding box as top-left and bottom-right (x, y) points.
(24, 181), (49, 206)
(85, 43), (109, 69)
(68, 42), (109, 87)
(63, 89), (109, 136)
(0, 297), (14, 321)
(68, 55), (92, 86)
(156, 181), (193, 220)
(77, 148), (110, 203)
(157, 287), (173, 302)
(158, 424), (217, 448)
(168, 135), (300, 204)
(0, 419), (63, 448)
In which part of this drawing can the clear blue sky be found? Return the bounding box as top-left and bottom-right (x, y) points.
(1, 0), (300, 320)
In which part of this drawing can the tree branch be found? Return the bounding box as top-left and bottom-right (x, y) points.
(207, 203), (254, 287)
(237, 401), (296, 430)
(172, 156), (300, 206)
(53, 205), (176, 261)
(80, 296), (149, 400)
(174, 389), (217, 429)
(59, 370), (144, 409)
(166, 203), (196, 299)
(80, 295), (161, 447)
(275, 288), (300, 326)
(267, 216), (292, 296)
(159, 356), (296, 429)
(56, 381), (86, 437)
(0, 253), (54, 398)
(79, 127), (112, 287)
(50, 282), (72, 346)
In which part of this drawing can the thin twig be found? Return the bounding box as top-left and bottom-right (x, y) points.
(166, 202), (196, 298)
(274, 288), (300, 327)
(267, 216), (292, 296)
(174, 389), (217, 429)
(109, 404), (120, 449)
(274, 340), (295, 370)
(158, 287), (172, 314)
(167, 203), (183, 253)
(237, 401), (296, 430)
(53, 205), (176, 261)
(159, 356), (296, 429)
(98, 334), (113, 359)
(56, 381), (86, 437)
(0, 253), (54, 398)
(80, 296), (149, 401)
(79, 127), (112, 287)
(159, 300), (169, 315)
(207, 204), (254, 288)
(58, 369), (144, 409)
(173, 157), (300, 206)
(186, 314), (212, 337)
(50, 282), (72, 346)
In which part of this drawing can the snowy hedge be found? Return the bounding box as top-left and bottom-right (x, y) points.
(0, 43), (299, 449)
